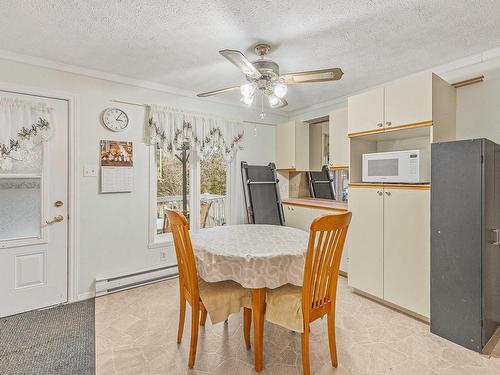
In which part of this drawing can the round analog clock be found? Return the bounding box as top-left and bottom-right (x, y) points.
(102, 108), (129, 132)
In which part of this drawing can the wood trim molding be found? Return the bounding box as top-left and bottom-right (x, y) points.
(452, 75), (484, 88)
(276, 168), (296, 172)
(349, 183), (431, 190)
(282, 199), (348, 211)
(329, 166), (349, 170)
(348, 120), (433, 138)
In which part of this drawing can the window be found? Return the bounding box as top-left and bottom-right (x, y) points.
(156, 148), (190, 236)
(200, 151), (227, 229)
(152, 147), (228, 245)
(147, 110), (244, 246)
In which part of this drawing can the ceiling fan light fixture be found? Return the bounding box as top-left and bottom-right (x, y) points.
(241, 95), (254, 106)
(240, 83), (255, 98)
(273, 83), (287, 98)
(268, 94), (280, 107)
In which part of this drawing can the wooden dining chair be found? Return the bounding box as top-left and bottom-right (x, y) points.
(165, 209), (252, 369)
(265, 212), (352, 375)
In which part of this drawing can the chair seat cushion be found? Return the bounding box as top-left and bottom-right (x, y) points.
(198, 279), (251, 324)
(265, 283), (304, 333)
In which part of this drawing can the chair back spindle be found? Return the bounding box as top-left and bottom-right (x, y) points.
(301, 213), (352, 321)
(166, 209), (199, 301)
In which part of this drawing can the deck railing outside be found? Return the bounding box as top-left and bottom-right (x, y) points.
(156, 193), (226, 233)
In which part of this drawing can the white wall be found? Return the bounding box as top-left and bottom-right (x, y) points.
(0, 58), (284, 298)
(456, 68), (500, 144)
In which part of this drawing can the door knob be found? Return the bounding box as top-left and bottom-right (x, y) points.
(386, 121), (392, 126)
(376, 123), (383, 128)
(55, 200), (64, 207)
(385, 191), (391, 196)
(377, 191), (383, 196)
(46, 215), (64, 225)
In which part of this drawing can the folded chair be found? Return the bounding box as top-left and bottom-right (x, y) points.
(265, 212), (352, 375)
(165, 209), (252, 368)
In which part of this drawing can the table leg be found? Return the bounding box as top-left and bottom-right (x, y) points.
(252, 288), (266, 372)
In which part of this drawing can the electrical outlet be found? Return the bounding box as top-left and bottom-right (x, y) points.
(160, 251), (168, 261)
(83, 164), (98, 177)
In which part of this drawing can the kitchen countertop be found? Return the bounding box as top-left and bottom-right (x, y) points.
(281, 197), (348, 211)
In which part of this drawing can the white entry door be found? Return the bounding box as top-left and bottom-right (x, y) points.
(0, 90), (68, 317)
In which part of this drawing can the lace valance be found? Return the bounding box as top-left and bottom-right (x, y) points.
(0, 97), (54, 171)
(147, 105), (244, 162)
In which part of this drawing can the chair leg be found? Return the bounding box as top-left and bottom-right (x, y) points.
(301, 324), (311, 375)
(177, 292), (186, 344)
(327, 310), (338, 367)
(200, 304), (207, 326)
(243, 307), (252, 350)
(188, 302), (200, 369)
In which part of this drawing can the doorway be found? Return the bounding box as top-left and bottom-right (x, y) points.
(0, 89), (70, 317)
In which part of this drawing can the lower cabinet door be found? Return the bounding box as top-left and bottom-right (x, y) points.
(383, 188), (430, 317)
(283, 204), (309, 230)
(284, 204), (349, 273)
(347, 187), (384, 298)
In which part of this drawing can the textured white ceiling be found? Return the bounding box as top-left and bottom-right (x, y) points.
(1, 0), (500, 112)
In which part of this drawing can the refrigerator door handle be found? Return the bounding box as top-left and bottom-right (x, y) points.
(490, 229), (500, 245)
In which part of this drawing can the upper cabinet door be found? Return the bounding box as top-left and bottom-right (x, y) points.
(294, 121), (309, 171)
(384, 72), (432, 129)
(329, 107), (349, 167)
(275, 121), (295, 169)
(348, 87), (384, 135)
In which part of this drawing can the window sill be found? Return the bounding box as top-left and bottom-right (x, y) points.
(148, 234), (173, 249)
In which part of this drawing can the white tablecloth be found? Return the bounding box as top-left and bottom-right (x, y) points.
(191, 224), (309, 289)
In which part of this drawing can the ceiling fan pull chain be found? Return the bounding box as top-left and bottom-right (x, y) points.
(260, 93), (265, 120)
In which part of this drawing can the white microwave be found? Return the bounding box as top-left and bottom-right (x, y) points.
(362, 150), (429, 183)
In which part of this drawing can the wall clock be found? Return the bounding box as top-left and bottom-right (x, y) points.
(102, 108), (129, 132)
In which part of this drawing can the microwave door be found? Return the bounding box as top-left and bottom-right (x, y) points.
(366, 157), (400, 182)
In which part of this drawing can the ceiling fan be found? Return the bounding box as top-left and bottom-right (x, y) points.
(197, 43), (343, 113)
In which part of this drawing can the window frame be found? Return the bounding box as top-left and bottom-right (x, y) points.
(149, 146), (224, 248)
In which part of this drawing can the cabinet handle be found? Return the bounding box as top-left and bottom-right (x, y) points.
(377, 191), (383, 196)
(491, 229), (500, 245)
(385, 191), (391, 196)
(376, 123), (383, 128)
(386, 121), (392, 127)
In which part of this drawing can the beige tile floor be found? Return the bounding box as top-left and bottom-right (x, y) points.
(95, 277), (500, 375)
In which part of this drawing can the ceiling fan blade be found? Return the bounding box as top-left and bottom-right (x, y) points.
(280, 68), (343, 84)
(219, 49), (262, 79)
(269, 96), (288, 109)
(196, 85), (240, 97)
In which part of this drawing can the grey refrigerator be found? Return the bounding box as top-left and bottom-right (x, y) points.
(431, 138), (500, 352)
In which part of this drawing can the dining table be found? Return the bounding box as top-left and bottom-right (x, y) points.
(190, 224), (309, 372)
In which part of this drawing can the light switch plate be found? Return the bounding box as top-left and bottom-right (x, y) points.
(84, 164), (98, 177)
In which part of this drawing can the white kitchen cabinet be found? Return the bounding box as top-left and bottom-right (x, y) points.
(347, 185), (431, 318)
(383, 188), (430, 317)
(329, 107), (349, 167)
(384, 71), (432, 129)
(283, 203), (349, 273)
(275, 120), (309, 171)
(347, 72), (455, 138)
(347, 187), (384, 298)
(347, 87), (384, 135)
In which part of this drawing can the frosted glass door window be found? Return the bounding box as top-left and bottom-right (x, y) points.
(0, 177), (42, 240)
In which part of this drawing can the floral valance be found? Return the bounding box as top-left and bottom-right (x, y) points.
(147, 105), (244, 162)
(0, 97), (54, 171)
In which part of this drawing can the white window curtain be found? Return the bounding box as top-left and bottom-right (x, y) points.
(147, 105), (244, 162)
(147, 105), (246, 225)
(0, 97), (54, 171)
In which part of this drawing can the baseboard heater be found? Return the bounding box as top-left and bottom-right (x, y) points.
(95, 264), (178, 297)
